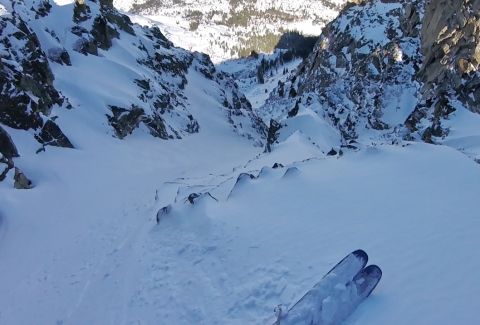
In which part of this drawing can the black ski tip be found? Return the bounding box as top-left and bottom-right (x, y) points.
(352, 249), (368, 263)
(354, 264), (382, 298)
(324, 249), (368, 278)
(363, 264), (382, 278)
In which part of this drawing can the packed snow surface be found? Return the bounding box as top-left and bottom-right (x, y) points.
(1, 119), (480, 324)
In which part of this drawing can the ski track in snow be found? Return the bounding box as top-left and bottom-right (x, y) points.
(99, 142), (480, 325)
(81, 142), (478, 324)
(2, 123), (480, 324)
(1, 53), (480, 324)
(2, 131), (480, 324)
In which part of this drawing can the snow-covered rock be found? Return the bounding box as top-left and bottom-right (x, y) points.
(0, 0), (266, 185)
(0, 4), (73, 148)
(410, 0), (480, 143)
(262, 0), (480, 161)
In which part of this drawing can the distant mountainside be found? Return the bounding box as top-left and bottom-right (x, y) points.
(262, 0), (480, 162)
(116, 0), (347, 62)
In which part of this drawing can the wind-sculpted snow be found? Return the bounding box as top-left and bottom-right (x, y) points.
(143, 140), (480, 325)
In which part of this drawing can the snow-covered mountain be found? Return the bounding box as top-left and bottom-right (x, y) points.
(0, 0), (266, 185)
(263, 0), (480, 161)
(1, 0), (480, 324)
(118, 0), (347, 62)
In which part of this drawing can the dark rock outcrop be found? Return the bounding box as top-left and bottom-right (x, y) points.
(406, 0), (480, 139)
(0, 126), (17, 182)
(327, 148), (338, 156)
(0, 125), (18, 159)
(73, 0), (135, 53)
(0, 11), (73, 148)
(265, 0), (424, 142)
(264, 0), (480, 147)
(265, 119), (282, 153)
(156, 205), (172, 223)
(35, 120), (75, 148)
(0, 153), (14, 182)
(107, 105), (145, 139)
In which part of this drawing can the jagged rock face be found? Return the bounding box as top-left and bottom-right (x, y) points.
(0, 125), (16, 181)
(0, 125), (18, 159)
(0, 152), (13, 181)
(405, 0), (480, 141)
(0, 7), (74, 154)
(72, 0), (135, 54)
(66, 0), (265, 141)
(70, 0), (206, 140)
(264, 119), (281, 153)
(192, 52), (267, 144)
(266, 0), (424, 142)
(35, 120), (74, 148)
(121, 25), (195, 140)
(0, 13), (67, 128)
(419, 0), (480, 113)
(265, 0), (480, 145)
(108, 105), (151, 139)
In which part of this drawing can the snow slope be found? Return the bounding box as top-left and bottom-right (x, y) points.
(139, 140), (480, 325)
(0, 0), (266, 184)
(2, 123), (480, 324)
(0, 65), (262, 324)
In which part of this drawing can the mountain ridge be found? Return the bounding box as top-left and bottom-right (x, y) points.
(261, 0), (480, 161)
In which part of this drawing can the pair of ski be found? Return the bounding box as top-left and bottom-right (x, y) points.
(275, 250), (382, 325)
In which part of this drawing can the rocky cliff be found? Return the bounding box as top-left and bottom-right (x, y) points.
(263, 0), (480, 155)
(408, 0), (480, 142)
